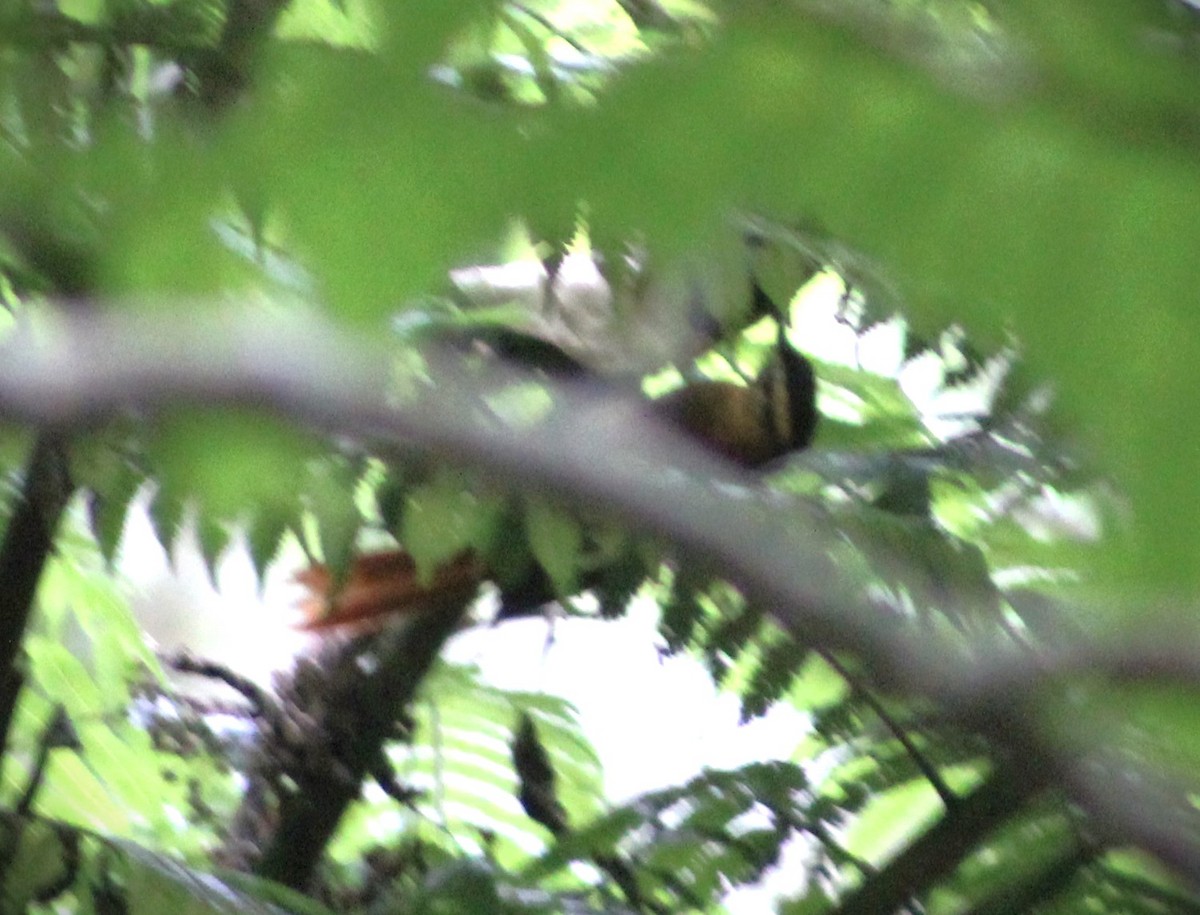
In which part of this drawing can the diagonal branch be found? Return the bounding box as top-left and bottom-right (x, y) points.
(0, 307), (916, 678)
(964, 837), (1098, 915)
(830, 759), (1052, 915)
(226, 589), (473, 891)
(2, 307), (1200, 891)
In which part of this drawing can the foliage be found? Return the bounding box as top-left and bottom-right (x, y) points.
(0, 1), (1197, 915)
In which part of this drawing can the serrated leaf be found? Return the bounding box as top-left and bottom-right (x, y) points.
(703, 600), (764, 686)
(591, 542), (650, 619)
(38, 753), (131, 833)
(741, 634), (809, 722)
(146, 408), (319, 537)
(86, 463), (143, 568)
(386, 661), (605, 867)
(400, 469), (501, 583)
(523, 496), (583, 598)
(659, 567), (708, 653)
(26, 636), (105, 719)
(194, 513), (228, 585)
(147, 481), (187, 561)
(76, 721), (175, 829)
(69, 431), (147, 567)
(303, 456), (362, 583)
(531, 761), (811, 906)
(246, 502), (296, 582)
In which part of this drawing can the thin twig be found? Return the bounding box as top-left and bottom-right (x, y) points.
(819, 649), (958, 809)
(163, 650), (272, 718)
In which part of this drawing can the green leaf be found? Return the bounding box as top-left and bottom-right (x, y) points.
(70, 434), (146, 567)
(194, 512), (229, 585)
(76, 721), (178, 834)
(927, 812), (1078, 915)
(740, 631), (808, 722)
(303, 455), (363, 580)
(26, 636), (106, 719)
(778, 888), (834, 915)
(147, 408), (320, 533)
(39, 753), (132, 834)
(147, 480), (188, 561)
(400, 468), (502, 582)
(116, 837), (314, 914)
(246, 501), (297, 582)
(785, 653), (849, 715)
(275, 0), (380, 49)
(843, 777), (945, 867)
(522, 495), (584, 597)
(0, 813), (84, 909)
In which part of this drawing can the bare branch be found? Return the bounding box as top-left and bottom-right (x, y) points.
(0, 432), (72, 758)
(0, 307), (913, 675)
(2, 307), (1200, 892)
(233, 591), (472, 890)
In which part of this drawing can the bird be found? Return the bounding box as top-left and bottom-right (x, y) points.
(652, 316), (818, 468)
(294, 281), (819, 630)
(293, 550), (486, 631)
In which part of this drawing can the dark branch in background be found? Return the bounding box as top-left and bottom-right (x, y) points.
(225, 590), (472, 891)
(0, 432), (72, 761)
(194, 0), (296, 109)
(1062, 753), (1200, 887)
(0, 0), (296, 111)
(831, 759), (1051, 915)
(965, 837), (1098, 915)
(3, 309), (1200, 892)
(0, 11), (208, 54)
